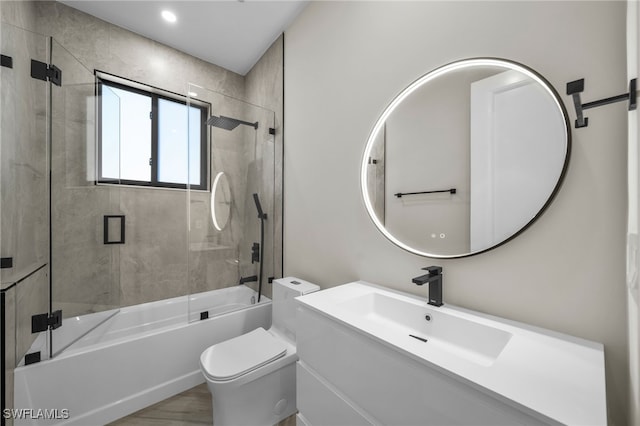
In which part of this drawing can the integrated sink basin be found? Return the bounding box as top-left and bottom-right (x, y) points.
(338, 291), (512, 366)
(296, 281), (607, 425)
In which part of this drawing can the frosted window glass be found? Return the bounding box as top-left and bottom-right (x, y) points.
(102, 84), (151, 181)
(101, 86), (120, 180)
(99, 78), (205, 188)
(189, 106), (202, 185)
(158, 99), (201, 185)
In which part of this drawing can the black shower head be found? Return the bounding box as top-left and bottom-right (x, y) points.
(206, 115), (258, 131)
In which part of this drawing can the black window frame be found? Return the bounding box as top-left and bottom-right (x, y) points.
(96, 72), (209, 191)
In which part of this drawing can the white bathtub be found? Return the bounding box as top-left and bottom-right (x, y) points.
(13, 285), (271, 425)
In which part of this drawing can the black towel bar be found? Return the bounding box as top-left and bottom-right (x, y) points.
(394, 188), (456, 198)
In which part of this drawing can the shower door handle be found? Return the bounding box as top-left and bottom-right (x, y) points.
(104, 215), (125, 244)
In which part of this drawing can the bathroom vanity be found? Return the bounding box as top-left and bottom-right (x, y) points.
(295, 282), (606, 425)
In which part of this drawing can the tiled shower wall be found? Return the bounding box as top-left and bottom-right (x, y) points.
(36, 0), (242, 312)
(34, 0), (282, 311)
(245, 34), (285, 299)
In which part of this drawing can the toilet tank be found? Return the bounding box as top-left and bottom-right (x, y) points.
(272, 277), (319, 342)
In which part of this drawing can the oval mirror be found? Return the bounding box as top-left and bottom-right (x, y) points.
(361, 58), (571, 258)
(211, 171), (231, 231)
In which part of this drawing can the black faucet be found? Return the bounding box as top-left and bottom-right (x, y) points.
(239, 275), (258, 285)
(412, 266), (443, 307)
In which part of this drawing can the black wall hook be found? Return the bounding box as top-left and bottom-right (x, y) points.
(567, 78), (637, 128)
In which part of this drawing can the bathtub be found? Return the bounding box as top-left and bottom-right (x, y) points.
(13, 285), (271, 426)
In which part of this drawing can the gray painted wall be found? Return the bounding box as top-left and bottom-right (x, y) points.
(284, 2), (628, 424)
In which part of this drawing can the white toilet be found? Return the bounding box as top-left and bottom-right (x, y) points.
(200, 277), (319, 426)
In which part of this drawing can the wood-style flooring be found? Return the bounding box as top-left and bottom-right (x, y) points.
(108, 384), (296, 426)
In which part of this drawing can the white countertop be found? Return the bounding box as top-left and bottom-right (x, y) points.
(296, 281), (607, 425)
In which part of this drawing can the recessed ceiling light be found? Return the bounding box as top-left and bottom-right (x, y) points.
(188, 91), (198, 97)
(161, 10), (177, 23)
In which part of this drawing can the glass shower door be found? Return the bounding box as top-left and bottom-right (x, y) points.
(237, 104), (276, 302)
(49, 39), (121, 357)
(186, 83), (276, 321)
(1, 21), (50, 384)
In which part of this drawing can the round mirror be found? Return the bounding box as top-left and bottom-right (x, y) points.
(361, 58), (571, 258)
(211, 172), (231, 231)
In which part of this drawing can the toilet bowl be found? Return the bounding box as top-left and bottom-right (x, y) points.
(200, 277), (319, 426)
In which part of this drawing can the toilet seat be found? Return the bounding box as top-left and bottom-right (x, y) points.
(200, 327), (287, 381)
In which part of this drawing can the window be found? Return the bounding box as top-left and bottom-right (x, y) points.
(98, 75), (208, 190)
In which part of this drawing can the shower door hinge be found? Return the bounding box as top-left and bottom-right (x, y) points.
(269, 127), (276, 136)
(31, 310), (62, 333)
(1, 54), (13, 68)
(24, 352), (41, 365)
(30, 59), (62, 86)
(0, 257), (13, 269)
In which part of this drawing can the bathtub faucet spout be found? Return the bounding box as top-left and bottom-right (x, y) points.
(239, 275), (258, 285)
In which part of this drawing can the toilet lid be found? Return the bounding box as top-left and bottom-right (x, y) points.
(200, 327), (287, 381)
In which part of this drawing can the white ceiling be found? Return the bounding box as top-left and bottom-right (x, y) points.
(59, 0), (308, 75)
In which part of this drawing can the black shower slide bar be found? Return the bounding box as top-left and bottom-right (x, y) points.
(394, 188), (457, 198)
(567, 78), (637, 128)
